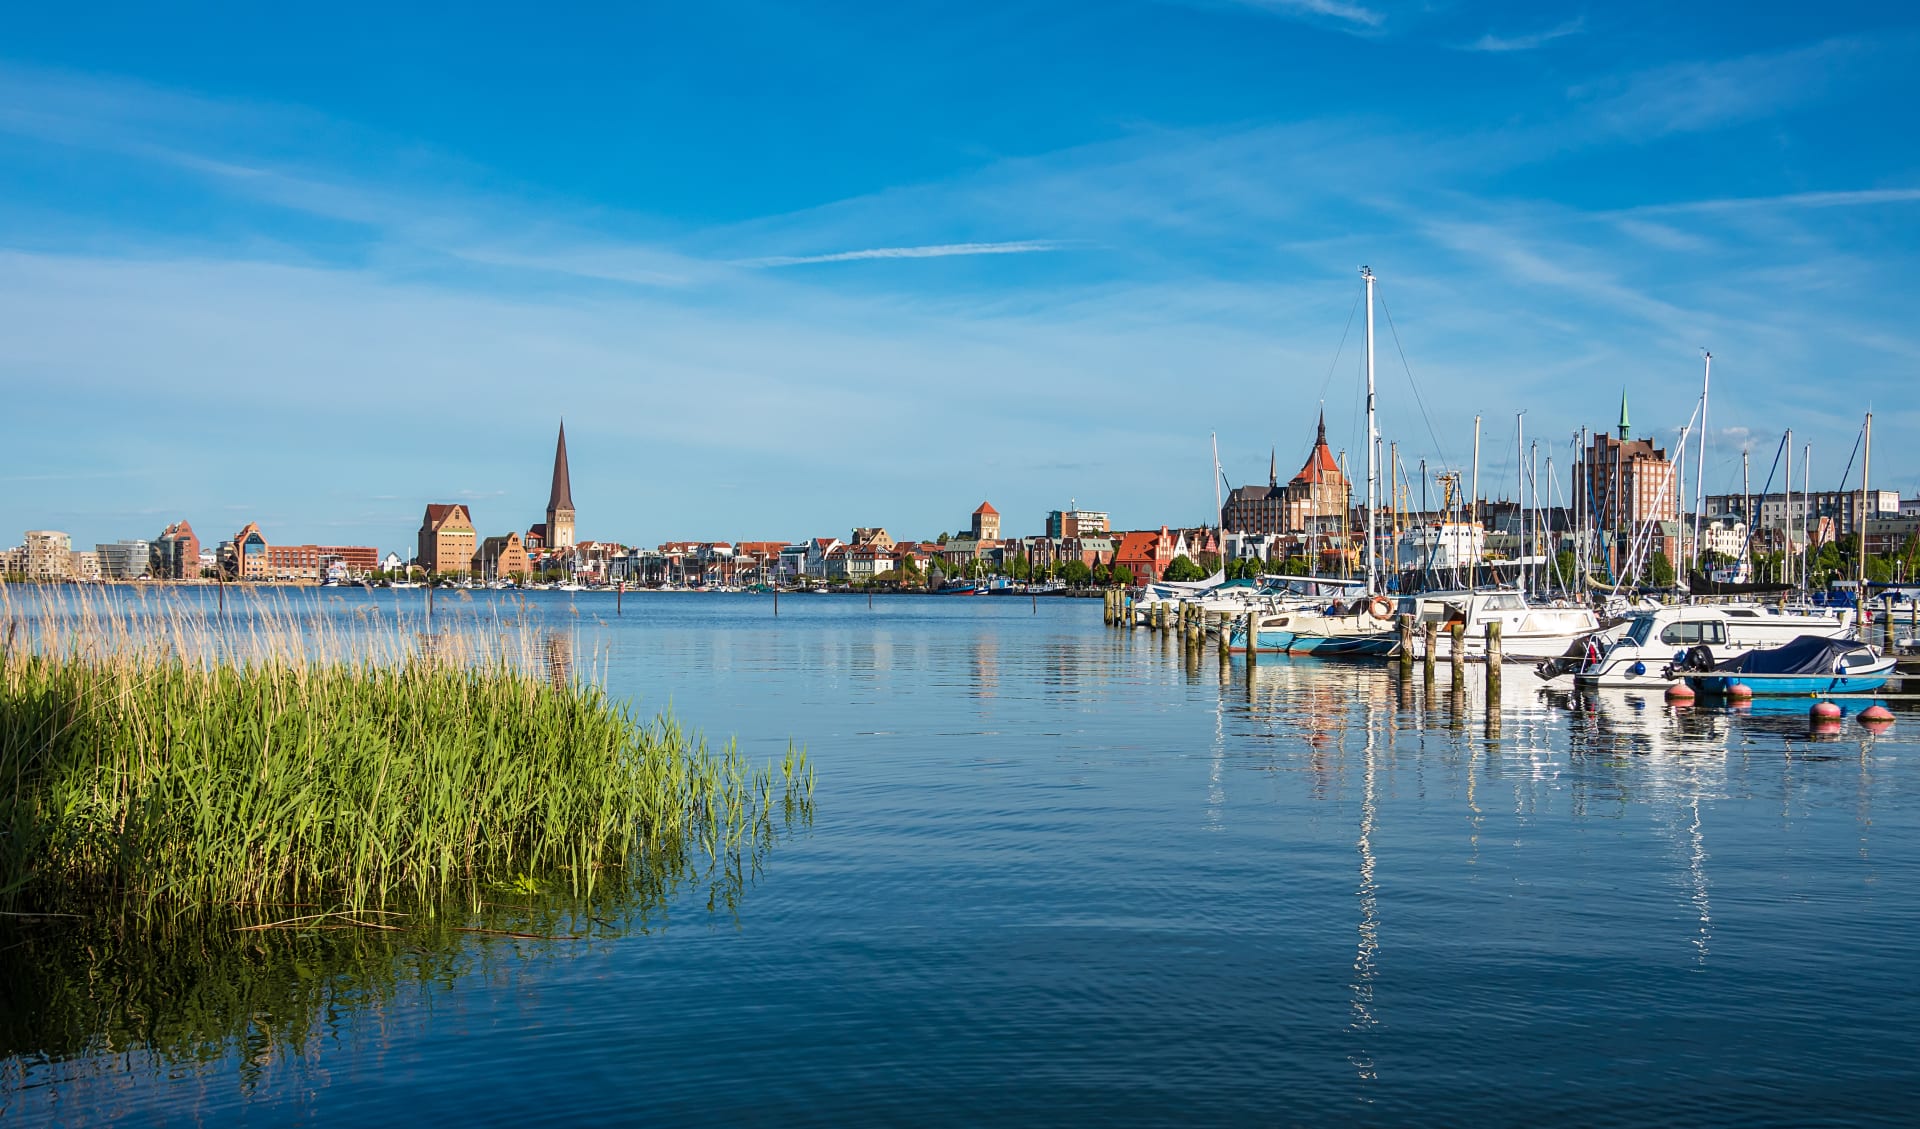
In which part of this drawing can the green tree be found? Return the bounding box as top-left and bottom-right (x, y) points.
(1112, 564), (1136, 587)
(1649, 551), (1675, 587)
(1163, 555), (1205, 582)
(1061, 559), (1092, 586)
(1197, 552), (1222, 574)
(1281, 555), (1309, 577)
(1553, 550), (1578, 587)
(1092, 561), (1110, 585)
(1866, 555), (1894, 584)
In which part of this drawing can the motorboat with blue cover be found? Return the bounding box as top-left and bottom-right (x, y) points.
(1676, 634), (1895, 697)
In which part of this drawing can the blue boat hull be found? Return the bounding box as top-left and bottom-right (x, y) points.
(1684, 672), (1893, 697)
(1231, 627), (1398, 658)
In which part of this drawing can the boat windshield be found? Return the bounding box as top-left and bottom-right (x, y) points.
(1624, 615), (1656, 647)
(1481, 592), (1526, 612)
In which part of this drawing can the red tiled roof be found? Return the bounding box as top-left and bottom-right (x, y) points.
(974, 501), (998, 515)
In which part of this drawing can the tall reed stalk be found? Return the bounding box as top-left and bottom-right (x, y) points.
(0, 583), (812, 911)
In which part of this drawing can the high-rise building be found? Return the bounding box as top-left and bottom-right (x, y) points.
(153, 520), (200, 580)
(546, 421), (576, 551)
(418, 504), (478, 577)
(1573, 394), (1678, 544)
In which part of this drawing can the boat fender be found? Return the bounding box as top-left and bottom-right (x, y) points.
(1368, 595), (1392, 620)
(1630, 661), (1647, 677)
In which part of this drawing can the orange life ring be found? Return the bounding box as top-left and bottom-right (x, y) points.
(1368, 595), (1392, 620)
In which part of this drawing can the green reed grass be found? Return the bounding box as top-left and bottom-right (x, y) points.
(0, 584), (812, 911)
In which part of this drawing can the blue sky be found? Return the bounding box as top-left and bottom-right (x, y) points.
(2, 0), (1917, 555)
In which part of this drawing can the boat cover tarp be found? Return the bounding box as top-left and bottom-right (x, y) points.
(1712, 634), (1864, 675)
(1687, 572), (1793, 597)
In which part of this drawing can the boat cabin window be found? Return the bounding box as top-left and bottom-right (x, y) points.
(1625, 616), (1656, 646)
(1844, 649), (1875, 668)
(1659, 621), (1726, 646)
(1481, 593), (1525, 612)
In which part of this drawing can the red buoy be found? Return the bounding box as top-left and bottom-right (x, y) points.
(1728, 682), (1754, 701)
(1666, 683), (1696, 703)
(1810, 700), (1843, 721)
(1860, 704), (1895, 725)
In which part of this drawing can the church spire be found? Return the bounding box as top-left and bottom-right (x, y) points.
(548, 420), (574, 511)
(1618, 389), (1631, 441)
(1269, 446), (1277, 488)
(1316, 406), (1327, 446)
(545, 420), (576, 550)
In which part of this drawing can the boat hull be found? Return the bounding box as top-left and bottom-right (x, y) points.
(1684, 667), (1896, 697)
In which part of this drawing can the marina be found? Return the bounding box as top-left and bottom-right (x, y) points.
(4, 589), (1917, 1124)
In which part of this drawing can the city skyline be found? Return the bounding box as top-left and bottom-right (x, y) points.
(4, 1), (1919, 550)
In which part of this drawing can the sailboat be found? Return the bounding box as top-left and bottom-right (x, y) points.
(1234, 267), (1399, 656)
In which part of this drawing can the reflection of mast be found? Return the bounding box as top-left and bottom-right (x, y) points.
(1349, 719), (1380, 1083)
(1685, 793), (1712, 963)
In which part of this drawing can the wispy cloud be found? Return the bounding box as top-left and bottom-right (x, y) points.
(737, 240), (1069, 268)
(1226, 0), (1384, 30)
(1462, 18), (1584, 53)
(1626, 187), (1920, 217)
(1574, 36), (1876, 137)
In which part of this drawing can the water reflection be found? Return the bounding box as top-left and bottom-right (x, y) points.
(0, 804), (808, 1113)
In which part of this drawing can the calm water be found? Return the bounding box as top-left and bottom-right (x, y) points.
(5, 590), (1919, 1125)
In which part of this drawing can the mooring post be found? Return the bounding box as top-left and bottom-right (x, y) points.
(1485, 620), (1503, 706)
(1450, 622), (1466, 683)
(1245, 611), (1258, 664)
(1398, 613), (1414, 674)
(1216, 611), (1230, 657)
(1886, 595), (1897, 653)
(616, 581), (623, 616)
(1423, 621), (1437, 681)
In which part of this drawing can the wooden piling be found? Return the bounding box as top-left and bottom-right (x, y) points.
(1398, 613), (1414, 673)
(1450, 622), (1466, 682)
(1485, 620), (1503, 706)
(1244, 611), (1258, 664)
(1422, 621), (1437, 681)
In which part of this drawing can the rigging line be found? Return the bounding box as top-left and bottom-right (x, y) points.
(1833, 423), (1865, 496)
(1734, 431), (1789, 563)
(1376, 291), (1452, 473)
(1318, 288), (1363, 407)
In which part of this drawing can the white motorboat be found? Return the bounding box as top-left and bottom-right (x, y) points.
(1538, 602), (1856, 688)
(1401, 589), (1602, 663)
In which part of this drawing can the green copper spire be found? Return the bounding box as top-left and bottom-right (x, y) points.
(1618, 389), (1630, 441)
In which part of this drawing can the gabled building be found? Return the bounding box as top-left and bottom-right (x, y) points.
(1223, 412), (1350, 535)
(418, 504), (478, 577)
(850, 527), (895, 551)
(970, 502), (1001, 541)
(152, 520), (200, 580)
(223, 522), (270, 581)
(1112, 527), (1181, 582)
(478, 531), (532, 582)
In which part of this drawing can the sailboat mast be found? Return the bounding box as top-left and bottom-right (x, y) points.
(1471, 414), (1481, 588)
(1784, 430), (1793, 588)
(1692, 351), (1711, 573)
(1362, 266), (1378, 595)
(1212, 431), (1223, 533)
(1861, 412), (1873, 593)
(1516, 411), (1525, 593)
